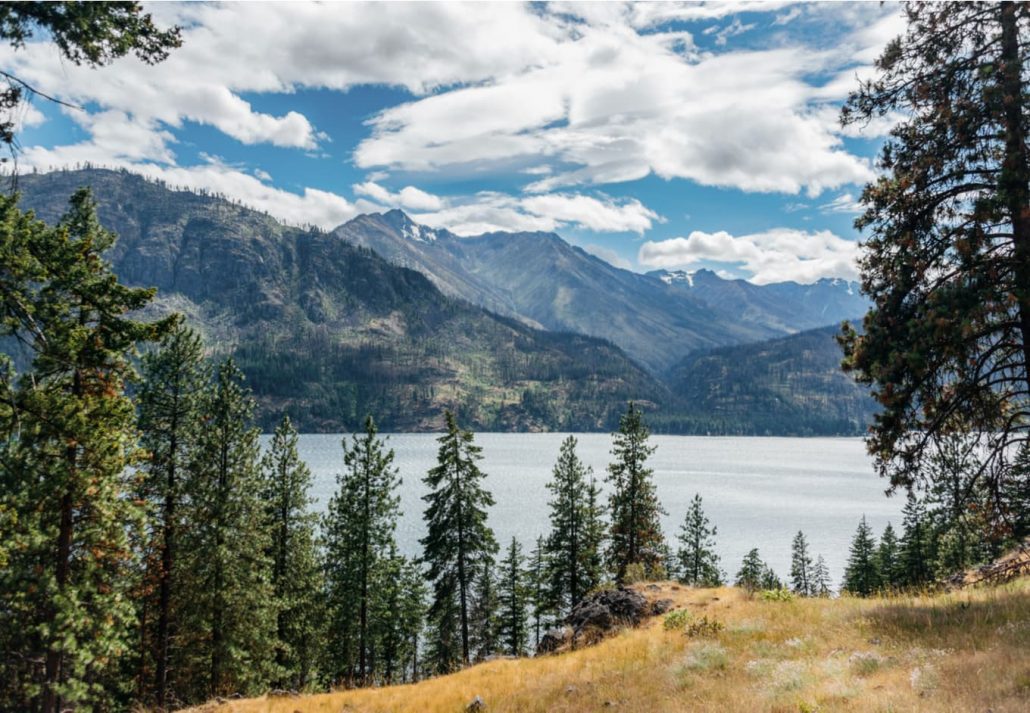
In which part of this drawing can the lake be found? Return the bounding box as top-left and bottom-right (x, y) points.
(279, 433), (903, 588)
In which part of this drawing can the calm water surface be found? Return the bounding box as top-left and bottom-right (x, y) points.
(272, 434), (902, 587)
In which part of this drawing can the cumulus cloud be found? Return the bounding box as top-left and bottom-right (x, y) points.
(638, 228), (860, 284)
(356, 2), (897, 197)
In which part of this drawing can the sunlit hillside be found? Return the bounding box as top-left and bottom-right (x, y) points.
(186, 579), (1030, 713)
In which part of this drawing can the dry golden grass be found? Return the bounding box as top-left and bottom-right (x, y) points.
(185, 578), (1030, 713)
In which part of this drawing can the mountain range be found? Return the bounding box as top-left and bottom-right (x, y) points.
(11, 168), (875, 434)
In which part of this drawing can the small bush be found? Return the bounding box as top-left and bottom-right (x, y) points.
(686, 615), (725, 638)
(760, 588), (795, 602)
(663, 609), (692, 631)
(682, 642), (729, 671)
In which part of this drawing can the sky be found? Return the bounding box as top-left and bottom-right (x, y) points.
(2, 1), (906, 285)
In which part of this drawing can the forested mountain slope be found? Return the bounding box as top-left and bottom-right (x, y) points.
(13, 168), (663, 431)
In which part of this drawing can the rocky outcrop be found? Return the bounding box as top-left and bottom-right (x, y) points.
(536, 586), (673, 655)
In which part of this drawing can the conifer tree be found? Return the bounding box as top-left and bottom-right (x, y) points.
(0, 190), (170, 712)
(760, 565), (783, 591)
(606, 403), (666, 582)
(675, 494), (723, 587)
(136, 324), (208, 708)
(582, 474), (607, 593)
(876, 523), (901, 591)
(789, 531), (814, 596)
(178, 358), (275, 700)
(544, 436), (604, 615)
(735, 548), (765, 592)
(898, 493), (934, 589)
(469, 560), (500, 662)
(842, 516), (880, 597)
(324, 415), (401, 685)
(529, 535), (550, 649)
(497, 538), (530, 657)
(369, 545), (424, 684)
(811, 555), (833, 597)
(1002, 443), (1030, 541)
(421, 411), (497, 671)
(260, 415), (323, 690)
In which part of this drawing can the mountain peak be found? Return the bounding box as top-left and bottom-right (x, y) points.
(377, 209), (440, 243)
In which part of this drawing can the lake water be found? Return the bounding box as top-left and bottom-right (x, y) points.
(278, 434), (903, 588)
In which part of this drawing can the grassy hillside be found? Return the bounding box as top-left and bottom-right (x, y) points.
(187, 579), (1029, 713)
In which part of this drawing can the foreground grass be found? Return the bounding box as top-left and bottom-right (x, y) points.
(187, 578), (1030, 713)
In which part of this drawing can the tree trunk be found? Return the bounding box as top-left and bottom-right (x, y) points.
(156, 415), (178, 710)
(999, 2), (1030, 400)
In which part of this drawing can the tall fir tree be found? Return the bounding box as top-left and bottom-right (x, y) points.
(811, 555), (833, 597)
(469, 559), (500, 662)
(675, 494), (723, 587)
(544, 436), (605, 615)
(529, 535), (550, 650)
(842, 516), (881, 597)
(177, 358), (275, 700)
(0, 191), (170, 712)
(898, 493), (934, 589)
(735, 548), (766, 593)
(497, 538), (530, 657)
(369, 545), (425, 684)
(606, 403), (666, 582)
(260, 415), (324, 690)
(789, 531), (815, 596)
(136, 324), (208, 708)
(876, 523), (901, 591)
(420, 411), (498, 672)
(324, 415), (401, 685)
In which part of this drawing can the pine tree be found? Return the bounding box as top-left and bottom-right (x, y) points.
(369, 545), (424, 685)
(876, 523), (901, 591)
(842, 516), (881, 597)
(789, 531), (814, 596)
(544, 436), (604, 615)
(497, 538), (530, 657)
(178, 358), (275, 700)
(1003, 443), (1030, 541)
(469, 559), (500, 662)
(898, 493), (934, 589)
(811, 555), (833, 597)
(324, 415), (401, 685)
(420, 411), (498, 671)
(735, 548), (765, 592)
(529, 536), (550, 650)
(760, 565), (783, 591)
(0, 190), (170, 712)
(136, 324), (208, 708)
(606, 403), (666, 582)
(675, 494), (723, 587)
(260, 415), (323, 690)
(839, 2), (1030, 506)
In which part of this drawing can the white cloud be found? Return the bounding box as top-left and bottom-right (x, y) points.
(353, 181), (444, 211)
(581, 244), (633, 270)
(638, 227), (860, 284)
(820, 192), (863, 214)
(356, 2), (898, 197)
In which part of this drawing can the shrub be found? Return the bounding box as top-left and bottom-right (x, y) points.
(686, 615), (725, 638)
(663, 609), (692, 631)
(760, 588), (795, 602)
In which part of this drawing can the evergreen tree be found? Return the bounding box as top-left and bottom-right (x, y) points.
(811, 555), (833, 597)
(606, 403), (666, 582)
(582, 474), (607, 594)
(842, 516), (881, 597)
(369, 545), (425, 685)
(177, 358), (275, 700)
(420, 411), (497, 671)
(136, 324), (208, 708)
(876, 523), (901, 591)
(469, 560), (500, 662)
(544, 436), (604, 615)
(260, 415), (323, 690)
(1002, 443), (1030, 541)
(760, 565), (783, 591)
(898, 493), (934, 589)
(497, 538), (530, 657)
(735, 548), (765, 592)
(324, 415), (401, 685)
(0, 190), (170, 712)
(839, 2), (1030, 508)
(675, 494), (723, 587)
(529, 535), (550, 650)
(789, 531), (814, 596)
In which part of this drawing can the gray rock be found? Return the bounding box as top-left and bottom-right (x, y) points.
(465, 695), (486, 712)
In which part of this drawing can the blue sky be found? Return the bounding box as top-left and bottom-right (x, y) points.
(2, 1), (904, 284)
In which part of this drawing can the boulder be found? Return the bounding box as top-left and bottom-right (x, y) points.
(537, 626), (573, 654)
(465, 695), (486, 712)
